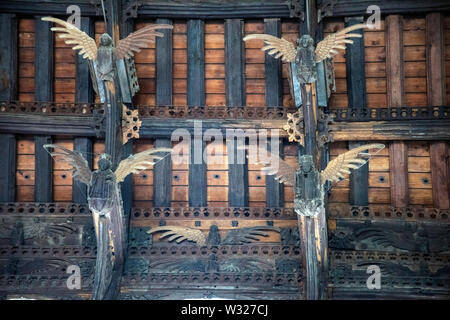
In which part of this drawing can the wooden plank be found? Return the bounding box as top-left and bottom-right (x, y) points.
(34, 135), (52, 202)
(389, 141), (409, 207)
(0, 134), (16, 202)
(345, 17), (368, 206)
(0, 14), (18, 101)
(386, 15), (408, 208)
(266, 139), (284, 207)
(75, 16), (94, 104)
(225, 19), (245, 106)
(72, 137), (93, 204)
(189, 137), (207, 207)
(34, 16), (53, 101)
(187, 19), (205, 106)
(264, 18), (282, 107)
(156, 18), (173, 105)
(153, 138), (172, 207)
(430, 142), (449, 208)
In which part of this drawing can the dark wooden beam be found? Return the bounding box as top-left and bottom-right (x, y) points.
(153, 138), (172, 207)
(0, 134), (16, 202)
(187, 19), (207, 207)
(386, 15), (408, 208)
(264, 19), (284, 208)
(0, 0), (99, 16)
(156, 18), (173, 106)
(0, 13), (17, 101)
(34, 135), (53, 202)
(34, 16), (53, 102)
(72, 137), (93, 204)
(264, 18), (283, 107)
(346, 16), (368, 206)
(75, 16), (94, 104)
(225, 19), (248, 207)
(225, 19), (245, 107)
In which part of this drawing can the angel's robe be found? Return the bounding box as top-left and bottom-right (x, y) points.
(96, 45), (115, 82)
(88, 169), (116, 215)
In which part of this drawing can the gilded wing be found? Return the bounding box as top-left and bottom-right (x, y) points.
(246, 145), (298, 186)
(43, 144), (92, 185)
(42, 17), (97, 60)
(243, 34), (297, 62)
(147, 226), (206, 246)
(114, 147), (172, 183)
(320, 143), (385, 184)
(315, 23), (367, 63)
(115, 24), (173, 60)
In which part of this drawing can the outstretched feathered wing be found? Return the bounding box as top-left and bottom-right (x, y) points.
(246, 145), (298, 186)
(221, 226), (281, 245)
(42, 17), (97, 60)
(147, 226), (206, 246)
(315, 23), (367, 62)
(115, 147), (172, 183)
(321, 143), (385, 184)
(115, 24), (173, 60)
(243, 34), (297, 62)
(43, 144), (92, 185)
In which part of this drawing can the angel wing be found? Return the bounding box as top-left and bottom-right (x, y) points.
(320, 143), (385, 184)
(115, 24), (173, 60)
(221, 226), (280, 245)
(147, 226), (206, 246)
(315, 23), (367, 62)
(114, 147), (172, 183)
(246, 145), (298, 186)
(41, 17), (97, 60)
(243, 34), (297, 62)
(43, 144), (92, 185)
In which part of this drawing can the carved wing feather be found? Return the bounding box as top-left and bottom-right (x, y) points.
(222, 226), (280, 245)
(42, 17), (97, 60)
(315, 23), (367, 63)
(115, 24), (173, 60)
(147, 226), (206, 246)
(243, 34), (297, 62)
(321, 143), (385, 184)
(246, 145), (298, 186)
(114, 147), (172, 183)
(43, 144), (92, 185)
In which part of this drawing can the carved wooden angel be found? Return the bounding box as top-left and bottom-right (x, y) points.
(243, 23), (367, 83)
(42, 17), (172, 92)
(251, 144), (385, 216)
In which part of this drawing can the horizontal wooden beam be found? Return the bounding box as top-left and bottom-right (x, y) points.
(1, 113), (450, 140)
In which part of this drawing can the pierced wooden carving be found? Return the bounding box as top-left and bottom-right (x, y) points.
(283, 111), (304, 144)
(122, 105), (141, 143)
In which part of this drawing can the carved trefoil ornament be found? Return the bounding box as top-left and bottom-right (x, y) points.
(122, 105), (141, 143)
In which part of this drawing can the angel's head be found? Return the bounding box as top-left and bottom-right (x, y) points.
(98, 153), (112, 171)
(299, 155), (314, 173)
(100, 33), (113, 47)
(298, 35), (314, 48)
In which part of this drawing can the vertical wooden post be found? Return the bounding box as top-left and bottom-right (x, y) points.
(34, 16), (53, 203)
(386, 15), (408, 208)
(295, 0), (328, 300)
(426, 13), (449, 209)
(154, 18), (173, 208)
(187, 19), (207, 207)
(0, 134), (16, 202)
(73, 16), (94, 204)
(264, 18), (284, 207)
(156, 18), (173, 106)
(346, 16), (369, 206)
(0, 13), (18, 101)
(225, 19), (245, 107)
(0, 14), (18, 203)
(225, 19), (248, 207)
(153, 138), (172, 207)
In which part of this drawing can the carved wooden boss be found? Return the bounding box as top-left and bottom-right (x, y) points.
(42, 16), (173, 300)
(244, 11), (384, 299)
